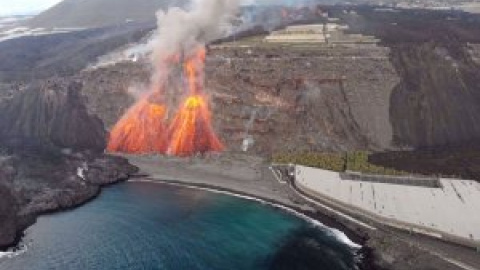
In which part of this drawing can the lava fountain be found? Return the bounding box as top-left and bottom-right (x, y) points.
(108, 47), (224, 156)
(167, 47), (224, 156)
(107, 0), (239, 156)
(107, 92), (168, 154)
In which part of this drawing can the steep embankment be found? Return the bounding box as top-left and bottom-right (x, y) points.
(389, 42), (480, 148)
(338, 6), (480, 178)
(0, 80), (106, 152)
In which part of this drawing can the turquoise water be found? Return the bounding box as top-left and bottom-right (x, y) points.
(0, 181), (360, 270)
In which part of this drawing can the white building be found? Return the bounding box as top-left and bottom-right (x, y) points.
(264, 23), (378, 44)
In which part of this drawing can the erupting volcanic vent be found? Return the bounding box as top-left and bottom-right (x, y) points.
(107, 93), (168, 153)
(108, 46), (224, 156)
(107, 0), (240, 156)
(167, 48), (224, 156)
(168, 94), (224, 156)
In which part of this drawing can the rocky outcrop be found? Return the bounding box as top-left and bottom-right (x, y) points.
(0, 80), (106, 152)
(0, 152), (138, 249)
(389, 43), (480, 148)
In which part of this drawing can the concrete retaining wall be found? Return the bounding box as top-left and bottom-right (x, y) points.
(295, 165), (480, 249)
(340, 171), (442, 188)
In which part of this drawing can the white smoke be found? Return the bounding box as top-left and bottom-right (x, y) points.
(149, 0), (241, 90)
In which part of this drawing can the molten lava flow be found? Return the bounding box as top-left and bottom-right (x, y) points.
(167, 95), (223, 156)
(167, 47), (224, 156)
(107, 95), (168, 154)
(184, 48), (206, 95)
(108, 46), (223, 156)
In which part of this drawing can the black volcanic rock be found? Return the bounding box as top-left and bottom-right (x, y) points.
(0, 151), (138, 248)
(0, 80), (106, 153)
(0, 183), (18, 248)
(389, 43), (480, 148)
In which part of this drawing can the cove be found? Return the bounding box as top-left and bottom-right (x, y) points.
(0, 181), (361, 270)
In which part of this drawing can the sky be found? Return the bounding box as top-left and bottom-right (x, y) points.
(0, 0), (62, 16)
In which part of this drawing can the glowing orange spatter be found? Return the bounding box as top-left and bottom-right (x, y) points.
(167, 95), (223, 156)
(107, 95), (168, 153)
(107, 46), (223, 156)
(167, 47), (224, 156)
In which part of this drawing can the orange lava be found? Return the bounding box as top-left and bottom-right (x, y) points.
(107, 46), (223, 156)
(107, 95), (168, 153)
(167, 47), (224, 156)
(167, 95), (224, 156)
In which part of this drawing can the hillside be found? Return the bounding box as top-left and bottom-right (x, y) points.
(27, 0), (186, 29)
(0, 22), (154, 82)
(2, 5), (480, 157)
(75, 7), (480, 156)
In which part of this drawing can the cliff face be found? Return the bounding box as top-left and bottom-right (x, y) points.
(0, 80), (106, 152)
(389, 43), (480, 148)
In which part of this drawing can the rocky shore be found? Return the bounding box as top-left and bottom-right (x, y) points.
(0, 152), (137, 249)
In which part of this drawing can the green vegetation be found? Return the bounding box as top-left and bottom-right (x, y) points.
(272, 151), (407, 176)
(345, 151), (407, 176)
(273, 152), (346, 172)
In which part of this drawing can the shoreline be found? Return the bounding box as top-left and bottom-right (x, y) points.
(128, 178), (379, 268)
(1, 175), (373, 269)
(130, 177), (365, 248)
(125, 154), (381, 269)
(0, 177), (129, 252)
(126, 154), (480, 270)
(6, 153), (478, 270)
(0, 154), (137, 252)
(1, 173), (376, 270)
(1, 153), (377, 269)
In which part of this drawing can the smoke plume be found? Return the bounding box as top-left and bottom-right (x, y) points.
(108, 0), (239, 155)
(149, 0), (241, 90)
